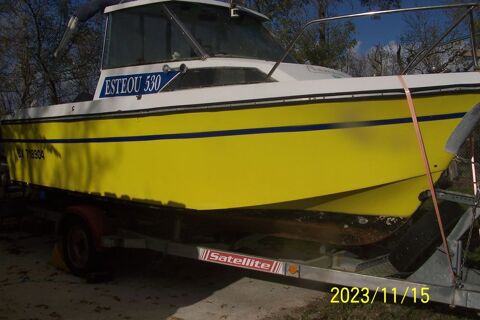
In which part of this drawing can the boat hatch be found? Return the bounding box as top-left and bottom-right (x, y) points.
(102, 1), (296, 70)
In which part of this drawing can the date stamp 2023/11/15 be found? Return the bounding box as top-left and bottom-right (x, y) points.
(330, 287), (430, 304)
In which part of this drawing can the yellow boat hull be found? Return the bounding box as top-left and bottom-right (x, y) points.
(1, 93), (478, 218)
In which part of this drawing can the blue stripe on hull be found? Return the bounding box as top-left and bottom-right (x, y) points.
(0, 112), (466, 144)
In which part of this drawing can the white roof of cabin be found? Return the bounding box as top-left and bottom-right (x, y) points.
(104, 0), (269, 20)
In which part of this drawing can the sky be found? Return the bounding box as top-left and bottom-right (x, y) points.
(333, 0), (456, 53)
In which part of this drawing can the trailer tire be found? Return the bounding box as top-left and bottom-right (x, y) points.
(62, 217), (100, 277)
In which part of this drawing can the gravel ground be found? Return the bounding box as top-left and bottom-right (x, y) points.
(0, 224), (325, 320)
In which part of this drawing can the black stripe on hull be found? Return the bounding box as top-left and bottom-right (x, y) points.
(0, 112), (466, 144)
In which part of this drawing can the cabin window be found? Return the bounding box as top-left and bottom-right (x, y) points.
(103, 5), (197, 69)
(163, 67), (273, 91)
(102, 3), (296, 69)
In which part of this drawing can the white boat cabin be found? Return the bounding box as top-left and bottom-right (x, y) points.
(94, 0), (349, 100)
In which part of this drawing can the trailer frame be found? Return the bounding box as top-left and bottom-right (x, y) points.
(6, 179), (480, 311)
(93, 190), (480, 311)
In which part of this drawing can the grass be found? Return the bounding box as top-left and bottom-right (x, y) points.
(265, 295), (480, 320)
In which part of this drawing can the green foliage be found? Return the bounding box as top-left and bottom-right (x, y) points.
(296, 21), (357, 69)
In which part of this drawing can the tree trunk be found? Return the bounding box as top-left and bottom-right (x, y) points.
(317, 0), (327, 45)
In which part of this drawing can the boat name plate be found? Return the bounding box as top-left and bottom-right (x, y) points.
(99, 71), (180, 98)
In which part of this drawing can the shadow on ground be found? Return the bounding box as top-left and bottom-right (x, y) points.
(0, 219), (325, 320)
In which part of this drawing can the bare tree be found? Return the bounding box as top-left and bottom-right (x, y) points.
(365, 42), (402, 76)
(0, 0), (103, 111)
(399, 10), (472, 74)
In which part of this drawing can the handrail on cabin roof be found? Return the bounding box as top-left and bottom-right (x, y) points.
(266, 3), (480, 79)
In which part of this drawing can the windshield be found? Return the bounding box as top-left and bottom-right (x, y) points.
(103, 2), (295, 69)
(103, 4), (197, 69)
(169, 2), (296, 62)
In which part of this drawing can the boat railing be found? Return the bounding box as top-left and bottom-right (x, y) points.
(266, 3), (480, 79)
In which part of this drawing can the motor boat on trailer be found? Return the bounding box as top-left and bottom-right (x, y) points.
(1, 0), (479, 245)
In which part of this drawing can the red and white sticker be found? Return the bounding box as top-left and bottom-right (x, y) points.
(199, 249), (284, 275)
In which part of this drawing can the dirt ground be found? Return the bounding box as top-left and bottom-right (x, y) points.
(0, 224), (326, 320)
(1, 221), (479, 320)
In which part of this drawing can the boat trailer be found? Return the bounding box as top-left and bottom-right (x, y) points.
(21, 187), (480, 311)
(97, 192), (480, 310)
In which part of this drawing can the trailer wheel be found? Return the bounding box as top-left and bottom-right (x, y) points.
(62, 217), (99, 277)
